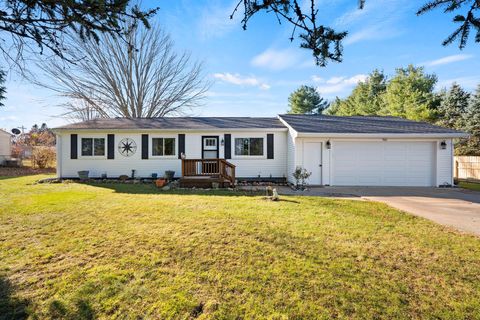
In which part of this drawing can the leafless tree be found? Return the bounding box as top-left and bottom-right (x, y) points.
(38, 20), (209, 120)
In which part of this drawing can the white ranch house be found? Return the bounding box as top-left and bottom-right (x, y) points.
(54, 115), (466, 187)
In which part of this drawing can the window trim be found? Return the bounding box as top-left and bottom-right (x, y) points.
(232, 135), (266, 159)
(79, 135), (107, 159)
(150, 135), (177, 158)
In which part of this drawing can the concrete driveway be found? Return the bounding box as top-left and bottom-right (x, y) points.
(277, 186), (480, 236)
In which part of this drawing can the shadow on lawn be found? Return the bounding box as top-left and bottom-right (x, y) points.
(83, 181), (265, 197)
(0, 276), (30, 320)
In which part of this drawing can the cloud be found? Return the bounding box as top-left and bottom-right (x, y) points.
(437, 76), (480, 90)
(422, 54), (474, 67)
(344, 25), (402, 45)
(251, 48), (303, 71)
(335, 0), (412, 45)
(0, 116), (18, 122)
(312, 74), (368, 96)
(197, 1), (241, 39)
(213, 73), (270, 90)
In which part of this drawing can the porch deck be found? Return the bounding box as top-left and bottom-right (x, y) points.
(180, 158), (236, 188)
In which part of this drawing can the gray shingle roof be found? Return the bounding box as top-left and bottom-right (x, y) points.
(55, 117), (286, 130)
(279, 114), (466, 135)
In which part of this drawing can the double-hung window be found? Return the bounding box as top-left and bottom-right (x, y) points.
(152, 138), (176, 156)
(81, 138), (105, 156)
(234, 138), (264, 156)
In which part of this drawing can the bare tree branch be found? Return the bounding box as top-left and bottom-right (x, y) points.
(36, 20), (210, 121)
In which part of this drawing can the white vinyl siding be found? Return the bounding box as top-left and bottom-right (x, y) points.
(296, 138), (453, 187)
(58, 130), (288, 179)
(0, 130), (11, 162)
(286, 130), (296, 183)
(436, 139), (454, 186)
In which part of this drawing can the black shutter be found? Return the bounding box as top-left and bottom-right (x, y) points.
(178, 134), (185, 159)
(107, 134), (115, 159)
(141, 134), (149, 159)
(224, 134), (231, 159)
(70, 134), (78, 159)
(267, 134), (274, 159)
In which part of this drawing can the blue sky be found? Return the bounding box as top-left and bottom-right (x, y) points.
(1, 0), (480, 131)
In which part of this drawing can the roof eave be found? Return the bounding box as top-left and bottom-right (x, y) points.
(296, 132), (469, 139)
(53, 127), (288, 133)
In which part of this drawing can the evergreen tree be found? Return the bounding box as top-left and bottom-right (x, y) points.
(0, 1), (158, 66)
(382, 65), (438, 122)
(328, 69), (387, 116)
(437, 83), (470, 129)
(458, 85), (480, 155)
(288, 86), (329, 115)
(325, 97), (341, 115)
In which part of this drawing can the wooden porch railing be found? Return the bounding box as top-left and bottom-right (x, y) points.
(181, 158), (236, 185)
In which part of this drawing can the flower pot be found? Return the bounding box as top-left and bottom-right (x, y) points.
(77, 170), (89, 180)
(155, 179), (167, 188)
(164, 170), (175, 181)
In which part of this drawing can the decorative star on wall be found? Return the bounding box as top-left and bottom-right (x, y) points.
(118, 138), (137, 157)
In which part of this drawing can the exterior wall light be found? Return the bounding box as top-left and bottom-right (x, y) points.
(326, 140), (331, 149)
(440, 141), (447, 150)
(221, 138), (225, 146)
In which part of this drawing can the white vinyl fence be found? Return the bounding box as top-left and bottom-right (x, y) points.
(454, 156), (480, 182)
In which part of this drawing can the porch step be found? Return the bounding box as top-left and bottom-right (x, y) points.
(179, 176), (232, 188)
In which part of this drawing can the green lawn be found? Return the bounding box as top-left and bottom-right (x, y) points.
(1, 176), (480, 319)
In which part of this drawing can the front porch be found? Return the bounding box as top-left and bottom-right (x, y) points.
(180, 158), (236, 188)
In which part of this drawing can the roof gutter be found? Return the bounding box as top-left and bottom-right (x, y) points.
(295, 132), (469, 139)
(52, 127), (288, 133)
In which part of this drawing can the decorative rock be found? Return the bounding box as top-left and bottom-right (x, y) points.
(272, 188), (279, 201)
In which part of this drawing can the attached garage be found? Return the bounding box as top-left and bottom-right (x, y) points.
(279, 114), (468, 187)
(332, 141), (435, 186)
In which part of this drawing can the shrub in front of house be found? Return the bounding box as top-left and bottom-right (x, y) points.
(32, 147), (56, 169)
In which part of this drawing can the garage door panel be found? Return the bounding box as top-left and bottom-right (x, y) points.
(332, 141), (435, 186)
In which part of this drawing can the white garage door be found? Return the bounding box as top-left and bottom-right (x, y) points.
(332, 141), (436, 186)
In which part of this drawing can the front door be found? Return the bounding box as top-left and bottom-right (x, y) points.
(303, 142), (322, 185)
(202, 136), (219, 159)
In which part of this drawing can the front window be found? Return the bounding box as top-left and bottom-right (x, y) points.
(234, 138), (264, 156)
(152, 138), (176, 156)
(81, 138), (105, 156)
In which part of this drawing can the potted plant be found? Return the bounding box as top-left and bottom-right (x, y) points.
(77, 170), (89, 180)
(164, 170), (175, 181)
(155, 178), (167, 187)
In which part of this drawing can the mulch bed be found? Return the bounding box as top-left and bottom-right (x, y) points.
(0, 166), (55, 177)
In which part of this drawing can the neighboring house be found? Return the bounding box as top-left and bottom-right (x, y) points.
(53, 115), (466, 187)
(0, 129), (12, 164)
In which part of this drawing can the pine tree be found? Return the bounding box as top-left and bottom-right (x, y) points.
(287, 86), (329, 115)
(382, 65), (438, 122)
(326, 69), (387, 116)
(458, 84), (480, 155)
(437, 83), (470, 129)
